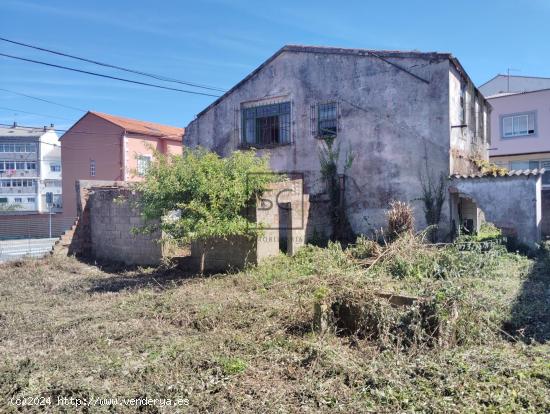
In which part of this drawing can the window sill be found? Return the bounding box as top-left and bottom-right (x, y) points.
(239, 142), (292, 150)
(501, 133), (537, 140)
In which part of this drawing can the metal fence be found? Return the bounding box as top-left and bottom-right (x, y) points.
(0, 214), (75, 263)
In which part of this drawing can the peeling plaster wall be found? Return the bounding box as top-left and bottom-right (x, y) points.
(449, 67), (491, 176)
(450, 175), (542, 245)
(186, 49), (488, 238)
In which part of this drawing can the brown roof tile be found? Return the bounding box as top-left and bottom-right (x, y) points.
(90, 111), (184, 141)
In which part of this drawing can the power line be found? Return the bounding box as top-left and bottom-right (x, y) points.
(0, 106), (75, 121)
(0, 36), (227, 93)
(0, 123), (183, 142)
(0, 53), (222, 98)
(0, 88), (86, 112)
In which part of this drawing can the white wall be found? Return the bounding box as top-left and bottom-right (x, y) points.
(38, 129), (61, 212)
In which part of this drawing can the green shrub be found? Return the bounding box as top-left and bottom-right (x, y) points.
(218, 357), (247, 375)
(348, 235), (382, 260)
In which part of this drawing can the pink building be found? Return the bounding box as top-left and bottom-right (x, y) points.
(485, 88), (550, 179)
(61, 111), (183, 217)
(480, 76), (550, 237)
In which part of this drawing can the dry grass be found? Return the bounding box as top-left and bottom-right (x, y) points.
(0, 239), (549, 413)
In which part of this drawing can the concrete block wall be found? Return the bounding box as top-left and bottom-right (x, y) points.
(191, 236), (257, 273)
(89, 188), (162, 266)
(450, 173), (542, 245)
(71, 177), (311, 270)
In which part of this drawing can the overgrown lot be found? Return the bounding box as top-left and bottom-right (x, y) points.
(0, 236), (549, 413)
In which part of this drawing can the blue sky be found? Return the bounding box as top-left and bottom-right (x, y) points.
(1, 0), (549, 131)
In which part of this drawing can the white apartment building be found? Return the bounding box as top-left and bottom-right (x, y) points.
(0, 123), (62, 213)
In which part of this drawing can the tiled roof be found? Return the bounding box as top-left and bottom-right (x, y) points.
(451, 169), (546, 179)
(90, 112), (184, 140)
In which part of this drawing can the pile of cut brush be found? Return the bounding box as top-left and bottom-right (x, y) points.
(310, 230), (533, 351)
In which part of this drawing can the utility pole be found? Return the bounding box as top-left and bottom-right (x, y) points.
(46, 192), (53, 238)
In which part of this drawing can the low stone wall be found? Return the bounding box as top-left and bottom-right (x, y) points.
(191, 236), (256, 273)
(70, 177), (311, 270)
(89, 188), (162, 266)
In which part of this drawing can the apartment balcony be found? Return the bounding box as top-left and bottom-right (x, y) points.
(0, 153), (37, 161)
(0, 171), (39, 179)
(0, 187), (37, 195)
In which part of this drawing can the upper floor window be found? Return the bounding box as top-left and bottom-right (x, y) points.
(502, 112), (536, 138)
(509, 159), (550, 185)
(0, 143), (36, 153)
(137, 155), (151, 176)
(318, 102), (338, 138)
(89, 160), (96, 177)
(0, 161), (37, 171)
(459, 84), (467, 125)
(50, 164), (61, 172)
(242, 102), (291, 147)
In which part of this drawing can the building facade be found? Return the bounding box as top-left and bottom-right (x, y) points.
(479, 76), (550, 237)
(61, 111), (184, 217)
(483, 88), (550, 184)
(185, 45), (491, 240)
(0, 124), (61, 214)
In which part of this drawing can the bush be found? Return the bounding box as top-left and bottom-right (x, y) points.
(347, 235), (382, 259)
(386, 201), (414, 237)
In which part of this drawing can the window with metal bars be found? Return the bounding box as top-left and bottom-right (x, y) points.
(318, 102), (337, 138)
(241, 102), (291, 147)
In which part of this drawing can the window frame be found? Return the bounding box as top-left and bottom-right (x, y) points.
(508, 159), (550, 186)
(89, 160), (96, 177)
(317, 101), (338, 139)
(136, 155), (152, 177)
(240, 101), (292, 148)
(500, 111), (537, 139)
(459, 84), (467, 125)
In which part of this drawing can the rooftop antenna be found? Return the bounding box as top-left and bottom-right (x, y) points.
(506, 67), (521, 92)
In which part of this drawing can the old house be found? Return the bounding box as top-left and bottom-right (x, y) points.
(61, 111), (183, 217)
(185, 45), (495, 242)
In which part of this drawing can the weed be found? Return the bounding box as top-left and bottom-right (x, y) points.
(386, 201), (414, 238)
(218, 357), (247, 375)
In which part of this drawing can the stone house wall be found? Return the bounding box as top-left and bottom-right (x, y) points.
(184, 46), (490, 240)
